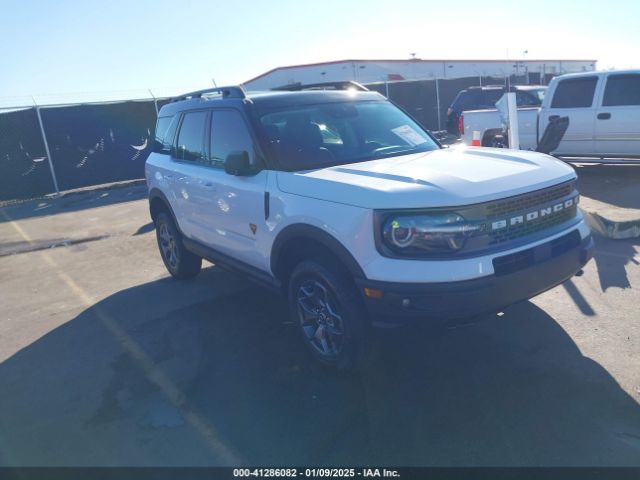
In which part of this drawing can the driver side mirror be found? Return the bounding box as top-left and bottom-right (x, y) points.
(224, 150), (253, 176)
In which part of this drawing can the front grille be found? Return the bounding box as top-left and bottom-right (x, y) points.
(485, 181), (575, 219)
(471, 180), (578, 246)
(488, 206), (577, 244)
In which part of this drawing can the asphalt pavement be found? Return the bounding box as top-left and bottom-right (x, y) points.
(0, 182), (639, 467)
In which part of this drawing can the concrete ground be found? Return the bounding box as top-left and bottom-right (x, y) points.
(575, 164), (640, 218)
(574, 164), (640, 238)
(1, 179), (639, 467)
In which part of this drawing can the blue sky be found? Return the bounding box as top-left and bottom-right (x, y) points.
(1, 0), (638, 103)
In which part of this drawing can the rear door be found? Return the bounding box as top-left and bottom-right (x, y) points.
(595, 73), (640, 156)
(169, 109), (210, 239)
(539, 76), (599, 155)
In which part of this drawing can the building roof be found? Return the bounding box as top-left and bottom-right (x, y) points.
(243, 58), (598, 85)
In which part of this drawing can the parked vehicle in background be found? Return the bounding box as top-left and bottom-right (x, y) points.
(458, 97), (542, 148)
(146, 82), (593, 370)
(446, 85), (545, 134)
(461, 70), (640, 158)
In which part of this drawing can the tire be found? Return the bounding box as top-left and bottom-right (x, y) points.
(287, 259), (370, 370)
(154, 211), (202, 279)
(484, 132), (507, 148)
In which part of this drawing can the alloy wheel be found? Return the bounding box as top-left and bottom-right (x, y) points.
(296, 279), (345, 357)
(158, 222), (178, 269)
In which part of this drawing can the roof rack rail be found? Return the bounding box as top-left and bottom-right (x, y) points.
(271, 81), (369, 92)
(171, 86), (246, 103)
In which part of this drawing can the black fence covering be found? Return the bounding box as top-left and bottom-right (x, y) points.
(39, 101), (157, 192)
(1, 76), (558, 202)
(0, 108), (53, 201)
(0, 100), (168, 202)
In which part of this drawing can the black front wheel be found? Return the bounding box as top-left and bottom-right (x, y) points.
(288, 260), (369, 369)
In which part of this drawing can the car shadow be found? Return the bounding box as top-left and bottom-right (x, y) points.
(1, 267), (639, 466)
(133, 221), (155, 236)
(592, 236), (639, 291)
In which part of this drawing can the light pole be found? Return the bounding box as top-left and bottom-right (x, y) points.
(522, 50), (529, 84)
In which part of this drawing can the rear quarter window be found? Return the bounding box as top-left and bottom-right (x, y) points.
(452, 91), (478, 111)
(153, 115), (178, 153)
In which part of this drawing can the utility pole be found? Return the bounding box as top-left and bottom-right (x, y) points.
(435, 78), (441, 131)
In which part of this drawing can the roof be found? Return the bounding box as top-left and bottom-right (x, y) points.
(549, 69), (640, 79)
(243, 58), (599, 84)
(248, 90), (383, 107)
(159, 89), (385, 115)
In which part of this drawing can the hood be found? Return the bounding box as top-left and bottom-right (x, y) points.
(276, 147), (576, 209)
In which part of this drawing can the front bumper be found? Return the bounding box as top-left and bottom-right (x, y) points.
(355, 229), (594, 323)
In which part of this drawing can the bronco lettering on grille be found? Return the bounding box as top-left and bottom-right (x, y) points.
(490, 195), (579, 231)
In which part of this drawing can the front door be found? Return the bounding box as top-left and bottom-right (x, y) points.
(191, 108), (268, 271)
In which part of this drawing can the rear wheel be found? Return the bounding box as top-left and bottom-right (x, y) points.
(155, 211), (202, 279)
(288, 259), (369, 370)
(484, 132), (507, 148)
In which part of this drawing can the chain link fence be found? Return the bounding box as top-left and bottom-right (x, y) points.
(365, 72), (553, 133)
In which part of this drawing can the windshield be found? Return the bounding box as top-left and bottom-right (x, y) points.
(255, 101), (440, 171)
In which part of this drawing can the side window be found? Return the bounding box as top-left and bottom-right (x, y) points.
(175, 111), (208, 161)
(551, 77), (597, 108)
(153, 115), (178, 153)
(602, 74), (640, 106)
(516, 91), (538, 107)
(209, 110), (255, 168)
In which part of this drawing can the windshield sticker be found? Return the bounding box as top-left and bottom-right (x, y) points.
(391, 125), (427, 146)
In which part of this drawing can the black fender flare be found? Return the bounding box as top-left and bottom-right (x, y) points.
(148, 188), (179, 229)
(270, 224), (366, 280)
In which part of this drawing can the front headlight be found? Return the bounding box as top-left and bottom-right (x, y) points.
(379, 212), (482, 256)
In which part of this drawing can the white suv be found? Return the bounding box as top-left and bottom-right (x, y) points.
(146, 83), (594, 369)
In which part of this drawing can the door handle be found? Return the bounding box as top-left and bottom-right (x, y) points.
(203, 182), (216, 191)
(597, 112), (611, 120)
(548, 115), (560, 121)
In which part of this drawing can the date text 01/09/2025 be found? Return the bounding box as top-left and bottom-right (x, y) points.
(232, 468), (401, 478)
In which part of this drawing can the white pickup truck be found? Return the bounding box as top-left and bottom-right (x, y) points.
(461, 70), (640, 158)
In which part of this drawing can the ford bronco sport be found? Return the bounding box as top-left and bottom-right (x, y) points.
(146, 82), (593, 369)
